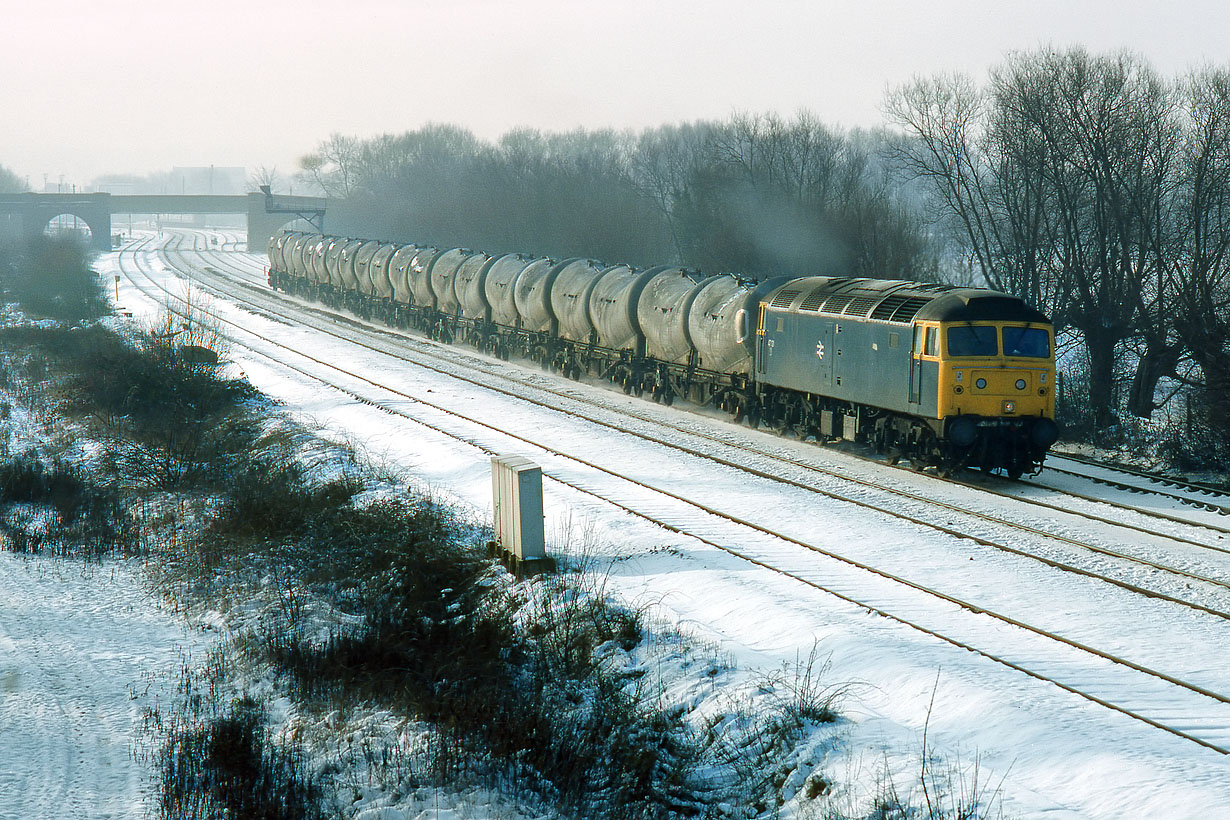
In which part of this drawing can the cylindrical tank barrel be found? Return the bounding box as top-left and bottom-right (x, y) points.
(549, 259), (603, 342)
(286, 233), (313, 281)
(637, 267), (707, 363)
(686, 274), (757, 374)
(513, 257), (564, 333)
(409, 248), (443, 307)
(388, 245), (421, 304)
(267, 231), (290, 271)
(301, 235), (325, 284)
(589, 264), (654, 353)
(352, 240), (382, 296)
(336, 239), (366, 292)
(427, 249), (472, 314)
(368, 243), (397, 299)
(482, 253), (534, 327)
(453, 252), (494, 320)
(326, 239), (356, 291)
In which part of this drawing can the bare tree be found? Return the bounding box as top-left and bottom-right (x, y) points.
(247, 165), (282, 193)
(298, 133), (362, 197)
(889, 48), (1183, 428)
(0, 163), (26, 193)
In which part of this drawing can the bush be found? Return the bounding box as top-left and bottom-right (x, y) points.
(0, 235), (107, 322)
(156, 694), (325, 820)
(0, 449), (132, 558)
(0, 320), (258, 489)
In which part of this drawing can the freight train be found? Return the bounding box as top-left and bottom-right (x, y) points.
(267, 230), (1059, 477)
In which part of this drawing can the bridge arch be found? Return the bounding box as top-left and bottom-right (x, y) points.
(41, 211), (102, 245)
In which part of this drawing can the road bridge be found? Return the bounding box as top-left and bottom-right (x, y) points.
(0, 192), (328, 251)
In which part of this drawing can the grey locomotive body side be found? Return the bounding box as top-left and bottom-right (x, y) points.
(756, 308), (935, 418)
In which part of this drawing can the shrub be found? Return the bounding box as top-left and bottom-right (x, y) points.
(0, 449), (132, 558)
(156, 694), (325, 820)
(0, 235), (107, 322)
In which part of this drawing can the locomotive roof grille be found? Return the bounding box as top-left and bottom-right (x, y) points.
(891, 297), (932, 323)
(799, 287), (829, 311)
(820, 293), (856, 314)
(770, 288), (802, 308)
(869, 294), (914, 321)
(843, 295), (882, 317)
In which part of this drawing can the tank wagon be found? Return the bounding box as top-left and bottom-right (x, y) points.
(268, 230), (1059, 476)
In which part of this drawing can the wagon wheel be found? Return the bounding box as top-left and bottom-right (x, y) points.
(747, 405), (761, 428)
(774, 407), (795, 437)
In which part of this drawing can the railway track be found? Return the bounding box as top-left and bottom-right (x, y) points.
(180, 230), (1230, 539)
(1042, 452), (1230, 515)
(110, 230), (1230, 757)
(166, 233), (1230, 596)
(178, 229), (1230, 524)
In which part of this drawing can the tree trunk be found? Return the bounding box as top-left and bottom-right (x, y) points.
(1085, 331), (1120, 429)
(1126, 342), (1182, 419)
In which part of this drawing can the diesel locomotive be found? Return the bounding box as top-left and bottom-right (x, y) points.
(267, 230), (1059, 477)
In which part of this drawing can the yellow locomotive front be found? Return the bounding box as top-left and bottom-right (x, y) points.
(917, 318), (1059, 475)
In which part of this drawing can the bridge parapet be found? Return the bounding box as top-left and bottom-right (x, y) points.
(0, 192), (329, 251)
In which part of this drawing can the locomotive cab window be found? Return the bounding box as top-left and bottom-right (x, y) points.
(913, 325), (938, 356)
(946, 325), (998, 357)
(1002, 326), (1050, 358)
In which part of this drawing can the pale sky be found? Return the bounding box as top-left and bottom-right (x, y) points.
(3, 0), (1226, 188)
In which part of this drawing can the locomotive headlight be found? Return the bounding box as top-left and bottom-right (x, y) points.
(1015, 378), (1027, 390)
(975, 378), (987, 389)
(1002, 400), (1016, 414)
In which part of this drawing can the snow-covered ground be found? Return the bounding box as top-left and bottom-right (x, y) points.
(0, 553), (212, 819)
(3, 231), (1229, 818)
